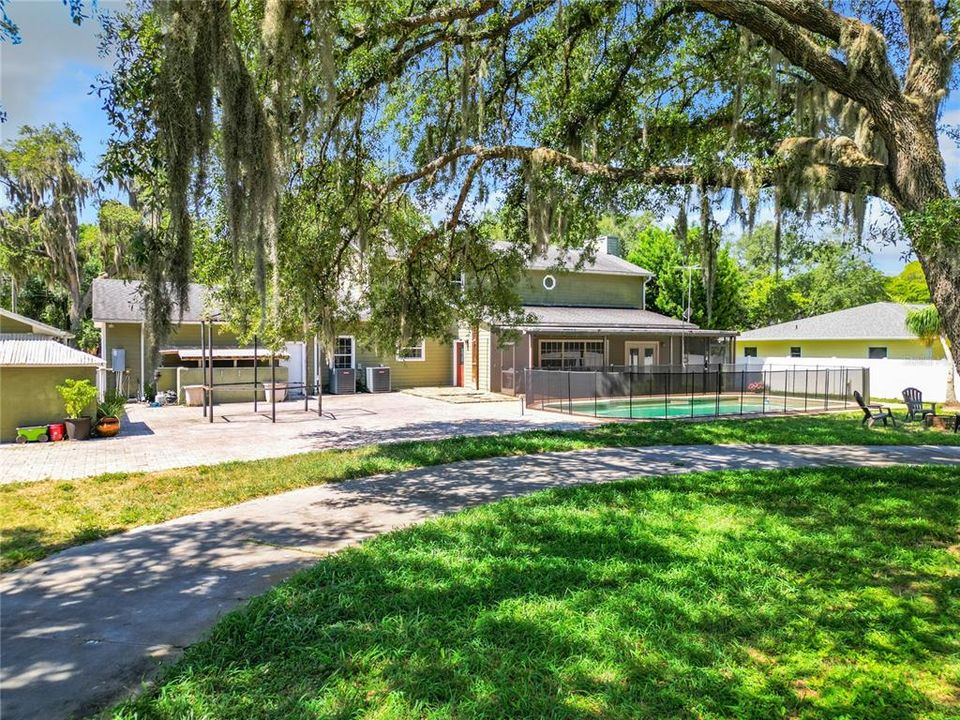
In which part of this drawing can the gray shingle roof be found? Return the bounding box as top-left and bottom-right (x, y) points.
(521, 305), (694, 329)
(0, 335), (103, 366)
(492, 241), (653, 277)
(526, 246), (652, 277)
(502, 306), (736, 336)
(92, 279), (218, 323)
(738, 302), (927, 341)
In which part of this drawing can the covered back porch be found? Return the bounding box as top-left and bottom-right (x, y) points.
(494, 306), (737, 395)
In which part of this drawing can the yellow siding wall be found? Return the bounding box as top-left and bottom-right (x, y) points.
(741, 338), (941, 360)
(355, 338), (453, 389)
(102, 321), (240, 395)
(102, 323), (143, 392)
(156, 362), (292, 401)
(0, 366), (97, 443)
(0, 315), (35, 333)
(520, 271), (645, 308)
(477, 328), (491, 392)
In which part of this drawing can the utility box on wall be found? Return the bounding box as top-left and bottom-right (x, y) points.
(111, 348), (126, 371)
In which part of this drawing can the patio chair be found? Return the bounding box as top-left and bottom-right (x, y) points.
(901, 387), (936, 422)
(853, 391), (896, 428)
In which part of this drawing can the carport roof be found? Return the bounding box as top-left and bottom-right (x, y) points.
(0, 335), (104, 367)
(160, 347), (288, 360)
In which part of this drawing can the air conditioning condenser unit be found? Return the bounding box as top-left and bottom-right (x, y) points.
(365, 366), (391, 393)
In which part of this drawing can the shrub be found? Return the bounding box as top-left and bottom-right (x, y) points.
(97, 390), (127, 419)
(56, 378), (98, 419)
(75, 319), (101, 354)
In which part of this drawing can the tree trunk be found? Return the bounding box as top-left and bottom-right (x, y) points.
(65, 273), (84, 333)
(916, 244), (960, 391)
(939, 335), (957, 405)
(885, 108), (960, 384)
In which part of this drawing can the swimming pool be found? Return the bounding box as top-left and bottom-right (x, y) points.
(543, 394), (813, 419)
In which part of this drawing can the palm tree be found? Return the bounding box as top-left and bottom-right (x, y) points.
(906, 306), (957, 404)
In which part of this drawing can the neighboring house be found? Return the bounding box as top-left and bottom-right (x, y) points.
(0, 309), (103, 443)
(455, 237), (737, 395)
(738, 301), (958, 402)
(738, 302), (942, 360)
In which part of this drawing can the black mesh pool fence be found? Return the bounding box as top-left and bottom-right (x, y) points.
(523, 364), (869, 420)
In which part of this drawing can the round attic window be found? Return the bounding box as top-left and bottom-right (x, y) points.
(542, 274), (556, 290)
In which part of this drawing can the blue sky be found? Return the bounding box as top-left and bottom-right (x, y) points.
(2, 0), (957, 274)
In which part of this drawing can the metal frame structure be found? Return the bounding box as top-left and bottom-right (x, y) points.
(198, 319), (332, 423)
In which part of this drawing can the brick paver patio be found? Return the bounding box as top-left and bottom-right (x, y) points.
(0, 391), (589, 483)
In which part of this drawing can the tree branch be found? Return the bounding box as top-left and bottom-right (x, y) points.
(690, 1), (896, 110)
(396, 0), (498, 30)
(384, 137), (889, 200)
(895, 0), (953, 99)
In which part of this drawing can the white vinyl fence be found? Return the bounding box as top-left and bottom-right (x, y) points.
(739, 356), (958, 403)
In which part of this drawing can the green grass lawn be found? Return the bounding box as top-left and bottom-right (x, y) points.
(109, 465), (960, 720)
(3, 411), (959, 571)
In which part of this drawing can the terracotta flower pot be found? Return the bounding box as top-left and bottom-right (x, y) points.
(64, 416), (92, 441)
(95, 416), (121, 437)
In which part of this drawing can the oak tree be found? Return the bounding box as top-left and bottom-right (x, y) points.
(99, 1), (960, 371)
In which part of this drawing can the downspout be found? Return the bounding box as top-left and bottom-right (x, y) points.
(98, 322), (108, 401)
(140, 321), (145, 400)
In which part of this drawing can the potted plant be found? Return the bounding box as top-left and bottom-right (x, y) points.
(56, 378), (98, 440)
(95, 390), (126, 438)
(143, 382), (157, 403)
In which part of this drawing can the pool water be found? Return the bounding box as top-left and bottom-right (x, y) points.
(546, 395), (811, 419)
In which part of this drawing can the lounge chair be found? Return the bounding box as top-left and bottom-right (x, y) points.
(853, 391), (896, 427)
(901, 387), (936, 422)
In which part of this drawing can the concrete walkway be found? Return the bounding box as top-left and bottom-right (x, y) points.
(3, 443), (960, 719)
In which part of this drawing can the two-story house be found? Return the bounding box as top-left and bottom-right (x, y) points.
(93, 238), (736, 400)
(453, 237), (737, 395)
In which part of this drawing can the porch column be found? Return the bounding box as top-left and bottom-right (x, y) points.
(471, 325), (479, 389)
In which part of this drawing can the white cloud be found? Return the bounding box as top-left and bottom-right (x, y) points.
(0, 0), (122, 135)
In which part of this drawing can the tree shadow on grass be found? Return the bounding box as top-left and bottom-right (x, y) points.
(113, 465), (960, 720)
(0, 524), (122, 572)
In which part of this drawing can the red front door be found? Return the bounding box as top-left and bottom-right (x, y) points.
(454, 341), (465, 386)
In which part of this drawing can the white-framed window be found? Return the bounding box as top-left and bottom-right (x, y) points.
(333, 336), (354, 369)
(542, 274), (556, 290)
(539, 339), (604, 369)
(396, 340), (426, 361)
(789, 346), (801, 358)
(743, 347), (758, 357)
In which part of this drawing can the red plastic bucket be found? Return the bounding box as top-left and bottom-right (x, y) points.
(48, 423), (65, 442)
